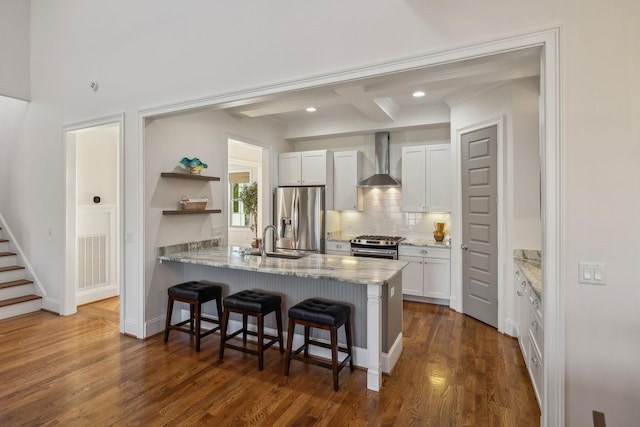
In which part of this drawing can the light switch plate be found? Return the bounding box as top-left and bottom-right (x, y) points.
(579, 262), (606, 285)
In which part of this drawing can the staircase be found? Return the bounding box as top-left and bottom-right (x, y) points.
(0, 227), (42, 320)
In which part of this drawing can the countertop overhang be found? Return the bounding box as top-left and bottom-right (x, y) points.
(157, 245), (407, 286)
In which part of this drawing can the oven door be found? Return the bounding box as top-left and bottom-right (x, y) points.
(350, 247), (397, 260)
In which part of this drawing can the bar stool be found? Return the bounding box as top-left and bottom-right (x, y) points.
(284, 298), (354, 391)
(163, 280), (223, 352)
(219, 290), (284, 370)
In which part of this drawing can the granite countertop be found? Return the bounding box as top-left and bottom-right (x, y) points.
(514, 249), (542, 299)
(400, 238), (451, 249)
(157, 244), (407, 287)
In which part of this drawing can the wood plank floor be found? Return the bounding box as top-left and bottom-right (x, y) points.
(0, 299), (540, 426)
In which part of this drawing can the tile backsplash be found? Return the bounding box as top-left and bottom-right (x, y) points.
(330, 187), (451, 238)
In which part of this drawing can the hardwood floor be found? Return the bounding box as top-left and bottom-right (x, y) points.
(0, 299), (540, 426)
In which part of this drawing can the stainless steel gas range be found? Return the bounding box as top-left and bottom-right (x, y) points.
(349, 235), (405, 260)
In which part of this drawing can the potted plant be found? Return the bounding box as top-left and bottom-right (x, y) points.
(239, 182), (260, 247)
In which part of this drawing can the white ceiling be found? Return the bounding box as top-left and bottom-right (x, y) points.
(217, 47), (542, 141)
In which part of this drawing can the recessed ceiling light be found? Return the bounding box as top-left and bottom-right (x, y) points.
(306, 107), (317, 112)
(412, 90), (426, 98)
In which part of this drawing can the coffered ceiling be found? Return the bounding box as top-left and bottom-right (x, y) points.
(218, 47), (542, 140)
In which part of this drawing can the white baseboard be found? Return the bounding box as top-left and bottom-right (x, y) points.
(503, 317), (518, 338)
(382, 332), (403, 374)
(124, 318), (139, 337)
(42, 297), (60, 314)
(76, 286), (119, 306)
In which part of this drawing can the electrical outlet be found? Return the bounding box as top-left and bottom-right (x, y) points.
(125, 232), (134, 243)
(390, 286), (395, 297)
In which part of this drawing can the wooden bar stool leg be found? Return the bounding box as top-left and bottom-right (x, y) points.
(219, 309), (230, 359)
(189, 304), (195, 332)
(284, 318), (295, 376)
(215, 296), (223, 326)
(194, 302), (202, 352)
(242, 314), (248, 345)
(345, 318), (354, 371)
(257, 314), (264, 371)
(275, 308), (284, 354)
(303, 325), (310, 357)
(330, 327), (339, 391)
(164, 296), (174, 343)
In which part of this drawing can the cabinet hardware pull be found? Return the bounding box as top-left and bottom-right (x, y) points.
(531, 355), (539, 366)
(531, 320), (538, 329)
(532, 299), (539, 308)
(517, 291), (523, 296)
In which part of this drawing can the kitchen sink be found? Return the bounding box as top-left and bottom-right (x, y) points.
(244, 250), (308, 259)
(265, 251), (308, 259)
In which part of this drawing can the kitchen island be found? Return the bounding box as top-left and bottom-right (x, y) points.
(157, 243), (407, 391)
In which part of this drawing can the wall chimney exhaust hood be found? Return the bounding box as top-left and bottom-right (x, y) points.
(358, 132), (401, 187)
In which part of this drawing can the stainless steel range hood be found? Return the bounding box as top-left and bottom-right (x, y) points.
(358, 132), (401, 187)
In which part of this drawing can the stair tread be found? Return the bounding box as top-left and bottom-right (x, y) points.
(0, 252), (17, 257)
(0, 279), (33, 289)
(0, 294), (41, 308)
(0, 266), (25, 273)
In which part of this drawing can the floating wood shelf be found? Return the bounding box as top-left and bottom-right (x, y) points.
(163, 209), (222, 216)
(161, 172), (220, 181)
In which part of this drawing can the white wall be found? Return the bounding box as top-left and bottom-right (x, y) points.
(1, 1), (638, 425)
(75, 123), (119, 206)
(0, 96), (29, 205)
(0, 0), (30, 100)
(144, 107), (286, 333)
(512, 78), (542, 250)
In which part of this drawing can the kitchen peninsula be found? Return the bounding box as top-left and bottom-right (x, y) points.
(157, 241), (407, 391)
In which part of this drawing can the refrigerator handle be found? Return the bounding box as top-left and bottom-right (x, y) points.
(293, 189), (299, 243)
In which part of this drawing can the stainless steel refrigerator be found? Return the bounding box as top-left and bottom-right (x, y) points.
(274, 186), (325, 253)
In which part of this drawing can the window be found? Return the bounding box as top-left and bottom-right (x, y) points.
(229, 171), (251, 227)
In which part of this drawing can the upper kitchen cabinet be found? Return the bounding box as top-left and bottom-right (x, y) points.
(401, 144), (451, 212)
(278, 150), (333, 186)
(333, 151), (363, 211)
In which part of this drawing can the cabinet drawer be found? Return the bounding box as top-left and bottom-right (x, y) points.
(529, 306), (544, 355)
(399, 246), (450, 259)
(325, 241), (350, 254)
(528, 334), (544, 407)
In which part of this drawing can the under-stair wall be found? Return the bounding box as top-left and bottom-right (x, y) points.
(0, 217), (44, 320)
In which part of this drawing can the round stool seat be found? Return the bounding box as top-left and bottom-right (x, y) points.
(288, 298), (350, 327)
(223, 290), (281, 314)
(168, 280), (222, 302)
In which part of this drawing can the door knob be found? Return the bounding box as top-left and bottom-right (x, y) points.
(461, 244), (468, 250)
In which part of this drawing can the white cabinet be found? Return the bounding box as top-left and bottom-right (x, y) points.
(401, 144), (451, 212)
(333, 151), (363, 211)
(515, 264), (544, 408)
(278, 150), (332, 186)
(399, 246), (450, 301)
(325, 241), (350, 256)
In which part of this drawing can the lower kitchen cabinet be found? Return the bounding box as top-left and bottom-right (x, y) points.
(325, 240), (350, 256)
(515, 264), (544, 408)
(399, 246), (450, 301)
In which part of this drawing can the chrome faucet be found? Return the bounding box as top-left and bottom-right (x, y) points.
(261, 225), (278, 257)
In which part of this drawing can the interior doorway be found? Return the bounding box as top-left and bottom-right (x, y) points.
(63, 115), (124, 323)
(227, 138), (265, 247)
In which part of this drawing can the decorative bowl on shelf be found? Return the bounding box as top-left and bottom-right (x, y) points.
(179, 157), (208, 175)
(179, 196), (208, 211)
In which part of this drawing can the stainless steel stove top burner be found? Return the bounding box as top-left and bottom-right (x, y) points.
(350, 235), (405, 246)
